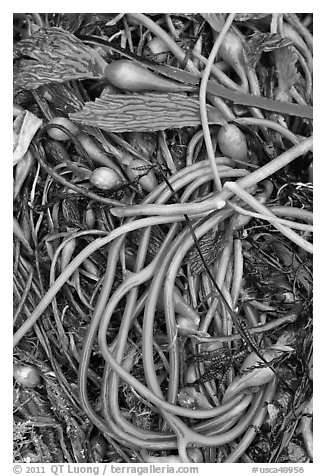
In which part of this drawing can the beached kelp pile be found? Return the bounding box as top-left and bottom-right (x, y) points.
(13, 13), (312, 463)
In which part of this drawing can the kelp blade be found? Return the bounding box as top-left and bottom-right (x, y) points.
(70, 92), (226, 132)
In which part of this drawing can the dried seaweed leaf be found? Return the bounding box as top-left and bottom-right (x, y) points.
(275, 47), (299, 92)
(13, 111), (43, 165)
(245, 32), (292, 69)
(201, 13), (226, 32)
(185, 230), (224, 275)
(14, 27), (107, 93)
(69, 92), (226, 133)
(235, 13), (271, 22)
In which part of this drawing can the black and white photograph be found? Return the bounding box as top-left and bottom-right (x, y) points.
(12, 11), (313, 469)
